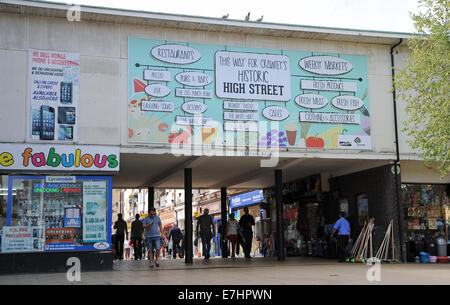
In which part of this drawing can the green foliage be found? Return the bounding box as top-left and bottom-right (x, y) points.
(395, 0), (450, 178)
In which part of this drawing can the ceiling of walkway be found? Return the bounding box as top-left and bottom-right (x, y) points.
(112, 153), (390, 189)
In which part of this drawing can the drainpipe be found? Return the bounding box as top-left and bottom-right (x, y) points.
(390, 38), (406, 262)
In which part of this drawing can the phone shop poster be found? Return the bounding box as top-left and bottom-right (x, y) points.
(128, 37), (371, 150)
(82, 181), (107, 243)
(29, 49), (79, 142)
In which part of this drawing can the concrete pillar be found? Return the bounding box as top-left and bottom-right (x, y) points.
(184, 168), (193, 264)
(275, 169), (285, 261)
(147, 187), (154, 213)
(221, 187), (228, 258)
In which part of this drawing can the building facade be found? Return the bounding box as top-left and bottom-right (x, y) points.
(0, 0), (448, 272)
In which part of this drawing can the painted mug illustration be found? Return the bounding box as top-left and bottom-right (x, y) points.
(201, 121), (218, 144)
(285, 123), (298, 146)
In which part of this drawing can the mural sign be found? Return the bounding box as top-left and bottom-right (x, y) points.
(128, 38), (371, 150)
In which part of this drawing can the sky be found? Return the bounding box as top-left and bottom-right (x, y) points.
(60, 0), (421, 33)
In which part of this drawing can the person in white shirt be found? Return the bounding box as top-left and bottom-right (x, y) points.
(226, 213), (239, 258)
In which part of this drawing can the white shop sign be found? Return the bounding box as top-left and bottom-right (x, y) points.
(143, 70), (171, 82)
(299, 112), (360, 124)
(215, 51), (291, 102)
(150, 44), (201, 65)
(224, 112), (259, 121)
(300, 79), (357, 92)
(299, 55), (353, 75)
(262, 106), (290, 121)
(176, 116), (213, 126)
(176, 71), (213, 87)
(141, 100), (174, 112)
(175, 88), (212, 99)
(331, 95), (364, 111)
(181, 101), (208, 115)
(223, 101), (259, 111)
(294, 93), (328, 109)
(224, 122), (258, 132)
(144, 84), (171, 97)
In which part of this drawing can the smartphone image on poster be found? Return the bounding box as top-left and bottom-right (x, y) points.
(60, 82), (72, 104)
(40, 105), (55, 140)
(31, 109), (41, 139)
(58, 107), (75, 124)
(58, 125), (73, 140)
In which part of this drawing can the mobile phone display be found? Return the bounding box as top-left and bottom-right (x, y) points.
(32, 109), (41, 137)
(58, 107), (75, 125)
(58, 125), (73, 140)
(40, 105), (55, 140)
(60, 82), (72, 104)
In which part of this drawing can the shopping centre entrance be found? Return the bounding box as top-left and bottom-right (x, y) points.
(110, 152), (397, 268)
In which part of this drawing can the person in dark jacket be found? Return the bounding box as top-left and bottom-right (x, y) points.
(168, 223), (182, 259)
(113, 213), (128, 260)
(239, 207), (255, 259)
(131, 214), (144, 260)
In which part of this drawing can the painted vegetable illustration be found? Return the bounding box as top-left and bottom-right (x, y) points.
(168, 125), (194, 144)
(133, 78), (146, 93)
(258, 129), (288, 147)
(306, 136), (325, 148)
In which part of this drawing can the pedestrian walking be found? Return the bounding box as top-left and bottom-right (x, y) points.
(161, 235), (168, 258)
(226, 213), (239, 258)
(124, 239), (131, 260)
(239, 207), (255, 259)
(168, 223), (183, 259)
(196, 208), (215, 260)
(131, 214), (144, 260)
(180, 229), (185, 259)
(113, 213), (128, 260)
(141, 207), (163, 268)
(330, 212), (351, 262)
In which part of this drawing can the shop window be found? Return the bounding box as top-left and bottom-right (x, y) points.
(402, 184), (449, 238)
(356, 194), (369, 226)
(0, 176), (111, 254)
(339, 198), (349, 218)
(0, 176), (8, 230)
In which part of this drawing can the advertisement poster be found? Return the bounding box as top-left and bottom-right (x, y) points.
(82, 181), (107, 243)
(1, 226), (33, 253)
(29, 49), (79, 142)
(64, 207), (81, 228)
(128, 38), (371, 150)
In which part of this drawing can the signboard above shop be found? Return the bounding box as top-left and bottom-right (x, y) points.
(0, 144), (120, 172)
(230, 190), (264, 209)
(128, 38), (371, 150)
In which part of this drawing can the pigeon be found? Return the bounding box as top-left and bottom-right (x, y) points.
(245, 12), (250, 21)
(222, 14), (229, 19)
(257, 15), (264, 22)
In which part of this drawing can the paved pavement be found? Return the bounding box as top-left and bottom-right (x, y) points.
(0, 256), (449, 285)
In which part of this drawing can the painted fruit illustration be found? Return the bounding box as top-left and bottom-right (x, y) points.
(306, 136), (325, 148)
(133, 78), (146, 93)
